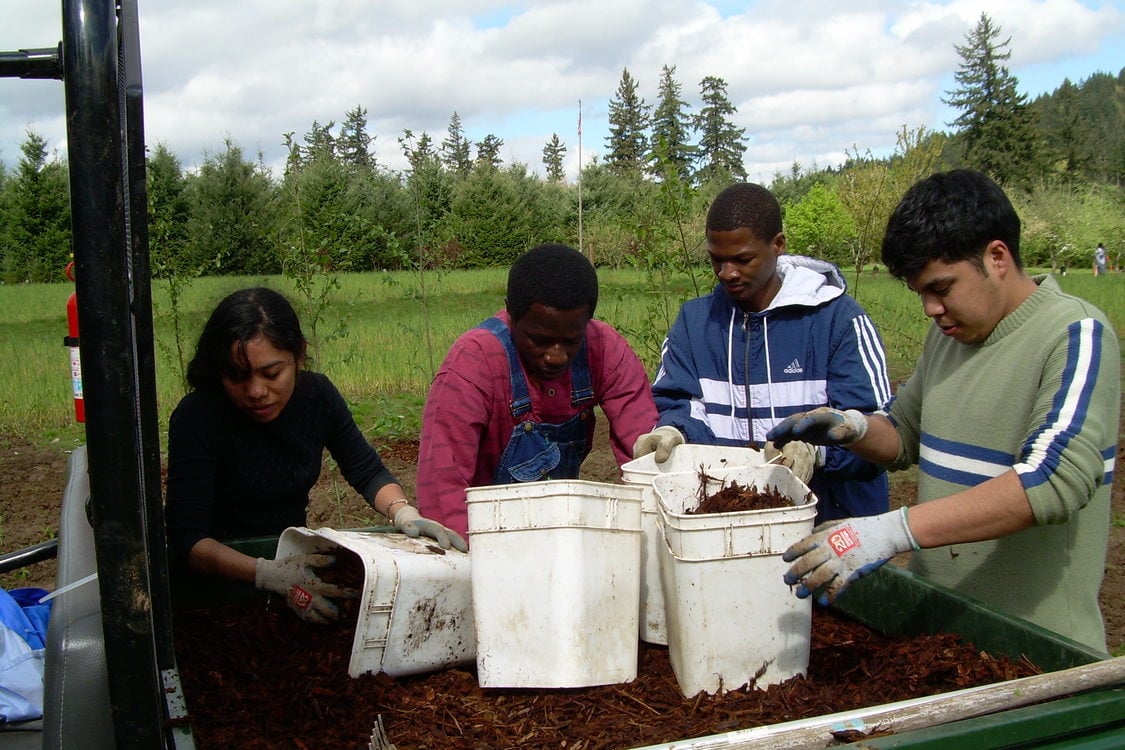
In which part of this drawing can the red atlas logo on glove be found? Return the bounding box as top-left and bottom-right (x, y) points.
(289, 585), (312, 609)
(828, 526), (860, 556)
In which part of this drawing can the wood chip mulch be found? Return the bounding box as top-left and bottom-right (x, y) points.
(173, 598), (1040, 749)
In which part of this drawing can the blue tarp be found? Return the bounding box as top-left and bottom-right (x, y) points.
(0, 588), (51, 723)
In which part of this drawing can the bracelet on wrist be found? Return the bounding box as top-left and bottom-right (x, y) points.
(383, 498), (410, 519)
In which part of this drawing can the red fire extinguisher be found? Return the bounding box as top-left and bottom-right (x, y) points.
(64, 262), (84, 423)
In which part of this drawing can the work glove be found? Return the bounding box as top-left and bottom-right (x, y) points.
(632, 425), (685, 463)
(782, 507), (920, 606)
(254, 552), (357, 625)
(766, 407), (868, 448)
(764, 440), (820, 484)
(391, 504), (468, 553)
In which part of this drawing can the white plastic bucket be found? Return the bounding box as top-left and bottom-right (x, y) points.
(465, 479), (644, 688)
(621, 445), (765, 644)
(652, 464), (817, 697)
(275, 527), (475, 678)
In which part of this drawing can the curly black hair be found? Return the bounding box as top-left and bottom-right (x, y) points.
(881, 170), (1022, 280)
(705, 182), (782, 241)
(506, 244), (598, 321)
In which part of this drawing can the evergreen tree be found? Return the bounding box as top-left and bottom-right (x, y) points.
(338, 105), (376, 171)
(605, 68), (650, 177)
(302, 120), (337, 163)
(440, 112), (473, 176)
(649, 64), (695, 181)
(475, 134), (504, 170)
(1034, 79), (1088, 175)
(146, 143), (193, 379)
(185, 139), (277, 275)
(942, 13), (1040, 186)
(399, 129), (454, 264)
(1071, 70), (1125, 184)
(146, 142), (191, 278)
(0, 131), (70, 283)
(694, 76), (747, 184)
(401, 129), (438, 174)
(448, 167), (530, 267)
(542, 133), (567, 182)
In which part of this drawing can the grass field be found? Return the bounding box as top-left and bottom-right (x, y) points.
(0, 266), (1122, 447)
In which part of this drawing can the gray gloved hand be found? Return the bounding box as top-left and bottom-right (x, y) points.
(764, 440), (820, 484)
(632, 425), (685, 463)
(254, 552), (357, 625)
(766, 407), (868, 448)
(782, 508), (919, 606)
(392, 504), (468, 553)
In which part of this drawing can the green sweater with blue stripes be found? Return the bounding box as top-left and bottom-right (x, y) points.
(886, 275), (1119, 652)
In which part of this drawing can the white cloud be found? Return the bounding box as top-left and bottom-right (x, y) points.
(2, 0), (1122, 181)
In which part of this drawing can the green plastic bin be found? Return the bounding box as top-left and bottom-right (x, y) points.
(174, 535), (1125, 749)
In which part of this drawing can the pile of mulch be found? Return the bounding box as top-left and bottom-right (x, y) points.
(688, 469), (813, 514)
(172, 599), (1040, 749)
(690, 478), (793, 513)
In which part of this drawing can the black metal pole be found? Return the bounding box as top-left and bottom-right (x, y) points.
(61, 0), (170, 746)
(117, 0), (178, 676)
(0, 45), (63, 79)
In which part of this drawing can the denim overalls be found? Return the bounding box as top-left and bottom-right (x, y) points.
(478, 317), (595, 484)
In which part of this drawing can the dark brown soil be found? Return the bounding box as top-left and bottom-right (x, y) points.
(172, 601), (1040, 750)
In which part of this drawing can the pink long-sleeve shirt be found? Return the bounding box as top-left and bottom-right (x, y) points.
(416, 310), (658, 537)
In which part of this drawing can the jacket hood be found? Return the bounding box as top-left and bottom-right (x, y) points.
(712, 255), (847, 314)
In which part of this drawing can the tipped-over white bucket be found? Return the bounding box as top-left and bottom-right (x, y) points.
(466, 479), (644, 688)
(275, 527), (474, 678)
(653, 464), (817, 697)
(621, 445), (766, 644)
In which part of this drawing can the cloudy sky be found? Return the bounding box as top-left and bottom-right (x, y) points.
(2, 0), (1122, 183)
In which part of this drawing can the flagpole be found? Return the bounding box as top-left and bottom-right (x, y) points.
(577, 99), (585, 262)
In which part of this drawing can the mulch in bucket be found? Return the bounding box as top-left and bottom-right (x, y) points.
(689, 477), (798, 513)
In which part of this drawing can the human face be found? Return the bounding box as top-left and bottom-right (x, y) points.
(510, 303), (589, 383)
(220, 335), (303, 423)
(707, 227), (785, 312)
(905, 253), (1009, 345)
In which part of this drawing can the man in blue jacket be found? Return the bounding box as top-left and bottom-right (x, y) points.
(633, 182), (891, 521)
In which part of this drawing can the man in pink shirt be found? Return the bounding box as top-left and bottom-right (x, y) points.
(417, 244), (658, 538)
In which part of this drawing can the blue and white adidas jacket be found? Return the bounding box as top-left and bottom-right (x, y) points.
(652, 255), (892, 521)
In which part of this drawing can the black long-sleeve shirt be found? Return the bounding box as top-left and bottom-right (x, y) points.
(164, 371), (397, 561)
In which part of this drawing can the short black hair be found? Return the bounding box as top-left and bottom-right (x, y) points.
(186, 287), (307, 392)
(881, 169), (1022, 280)
(706, 183), (782, 241)
(506, 244), (598, 321)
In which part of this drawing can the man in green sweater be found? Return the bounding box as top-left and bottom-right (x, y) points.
(767, 169), (1120, 652)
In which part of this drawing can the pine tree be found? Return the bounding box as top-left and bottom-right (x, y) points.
(338, 106), (375, 171)
(649, 64), (695, 181)
(694, 76), (748, 183)
(1, 131), (70, 283)
(942, 13), (1040, 186)
(441, 112), (473, 176)
(146, 143), (190, 276)
(542, 133), (567, 182)
(398, 129), (453, 259)
(1035, 79), (1088, 175)
(186, 139), (277, 275)
(301, 120), (337, 163)
(605, 68), (650, 177)
(475, 134), (505, 170)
